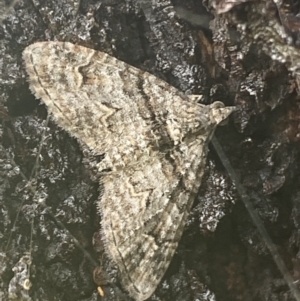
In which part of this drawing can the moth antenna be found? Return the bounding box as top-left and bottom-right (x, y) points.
(212, 136), (300, 301)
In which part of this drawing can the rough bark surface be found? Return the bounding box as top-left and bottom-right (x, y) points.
(0, 0), (300, 301)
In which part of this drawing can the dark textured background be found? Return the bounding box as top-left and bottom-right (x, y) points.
(1, 0), (300, 300)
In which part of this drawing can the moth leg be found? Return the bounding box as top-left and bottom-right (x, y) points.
(93, 267), (106, 297)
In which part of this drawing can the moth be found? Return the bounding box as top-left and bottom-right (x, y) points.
(23, 41), (234, 301)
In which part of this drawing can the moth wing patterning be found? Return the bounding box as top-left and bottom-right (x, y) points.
(23, 41), (208, 170)
(23, 41), (234, 301)
(100, 137), (207, 300)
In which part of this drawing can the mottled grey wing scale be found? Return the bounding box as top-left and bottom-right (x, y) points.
(23, 42), (233, 301)
(101, 137), (208, 300)
(23, 42), (193, 168)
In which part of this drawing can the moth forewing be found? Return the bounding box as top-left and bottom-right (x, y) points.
(23, 41), (234, 300)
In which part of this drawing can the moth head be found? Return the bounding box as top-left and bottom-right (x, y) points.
(209, 101), (236, 126)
